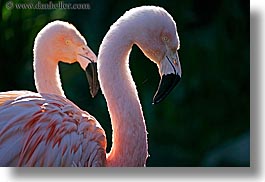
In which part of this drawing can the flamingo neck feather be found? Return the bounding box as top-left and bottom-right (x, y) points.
(98, 20), (148, 167)
(33, 37), (65, 97)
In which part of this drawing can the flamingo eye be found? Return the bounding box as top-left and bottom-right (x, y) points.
(162, 36), (169, 42)
(65, 40), (72, 45)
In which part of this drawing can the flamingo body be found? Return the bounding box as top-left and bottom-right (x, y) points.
(0, 91), (106, 166)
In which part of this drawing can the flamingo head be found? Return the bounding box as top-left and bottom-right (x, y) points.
(35, 20), (99, 97)
(130, 7), (182, 104)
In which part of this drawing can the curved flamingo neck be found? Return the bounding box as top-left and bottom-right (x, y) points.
(33, 42), (65, 97)
(98, 26), (148, 167)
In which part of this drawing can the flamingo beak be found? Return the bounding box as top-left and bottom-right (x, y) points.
(153, 51), (181, 104)
(153, 73), (180, 104)
(78, 53), (99, 98)
(85, 62), (99, 98)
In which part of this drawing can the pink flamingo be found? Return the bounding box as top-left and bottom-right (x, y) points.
(0, 21), (102, 166)
(98, 6), (181, 166)
(0, 6), (181, 167)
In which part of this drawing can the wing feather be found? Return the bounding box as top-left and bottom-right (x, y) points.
(0, 133), (22, 166)
(0, 91), (33, 106)
(0, 92), (107, 167)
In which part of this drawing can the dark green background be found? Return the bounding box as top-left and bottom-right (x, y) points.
(0, 0), (249, 166)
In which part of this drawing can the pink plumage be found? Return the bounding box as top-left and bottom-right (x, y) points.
(0, 92), (106, 166)
(0, 6), (181, 167)
(0, 20), (104, 166)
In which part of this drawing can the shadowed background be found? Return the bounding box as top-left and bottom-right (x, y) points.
(0, 0), (249, 166)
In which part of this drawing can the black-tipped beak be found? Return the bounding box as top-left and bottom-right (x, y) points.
(153, 74), (181, 104)
(85, 62), (99, 98)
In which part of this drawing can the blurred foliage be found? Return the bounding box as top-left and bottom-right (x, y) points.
(0, 0), (249, 166)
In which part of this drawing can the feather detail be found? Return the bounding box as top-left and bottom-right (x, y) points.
(0, 92), (106, 166)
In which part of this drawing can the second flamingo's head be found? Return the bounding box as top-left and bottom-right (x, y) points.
(34, 20), (99, 97)
(115, 6), (182, 104)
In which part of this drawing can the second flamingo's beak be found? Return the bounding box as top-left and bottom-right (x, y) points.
(153, 73), (180, 104)
(153, 50), (181, 104)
